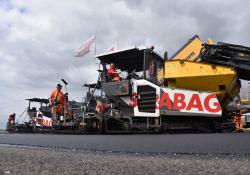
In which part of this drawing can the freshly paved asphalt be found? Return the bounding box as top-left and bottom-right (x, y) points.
(0, 133), (250, 154)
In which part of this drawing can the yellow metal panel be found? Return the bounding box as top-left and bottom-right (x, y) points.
(162, 60), (240, 108)
(241, 100), (250, 105)
(207, 38), (214, 45)
(167, 75), (235, 92)
(164, 60), (236, 78)
(170, 35), (203, 61)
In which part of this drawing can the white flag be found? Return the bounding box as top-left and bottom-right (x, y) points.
(75, 35), (96, 57)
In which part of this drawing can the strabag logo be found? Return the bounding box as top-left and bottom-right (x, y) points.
(33, 115), (52, 127)
(159, 90), (221, 114)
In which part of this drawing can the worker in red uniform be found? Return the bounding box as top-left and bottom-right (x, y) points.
(8, 113), (16, 121)
(50, 84), (64, 122)
(95, 100), (109, 113)
(148, 60), (155, 79)
(234, 100), (243, 132)
(108, 63), (121, 81)
(7, 113), (16, 131)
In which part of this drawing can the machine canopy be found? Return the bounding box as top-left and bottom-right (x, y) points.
(96, 47), (164, 72)
(25, 98), (49, 104)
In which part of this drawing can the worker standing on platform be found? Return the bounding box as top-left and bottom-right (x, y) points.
(95, 100), (109, 113)
(7, 113), (16, 131)
(50, 84), (64, 123)
(108, 63), (121, 81)
(234, 100), (243, 132)
(8, 113), (16, 122)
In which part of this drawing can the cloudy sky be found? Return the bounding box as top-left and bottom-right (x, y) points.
(1, 0), (250, 128)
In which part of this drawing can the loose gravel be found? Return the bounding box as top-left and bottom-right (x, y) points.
(0, 145), (250, 175)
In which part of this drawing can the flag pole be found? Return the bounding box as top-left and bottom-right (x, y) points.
(95, 32), (97, 55)
(94, 32), (100, 70)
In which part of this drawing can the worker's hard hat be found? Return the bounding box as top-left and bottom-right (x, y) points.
(57, 83), (62, 88)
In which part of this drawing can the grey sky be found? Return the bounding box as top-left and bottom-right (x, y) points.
(0, 0), (250, 128)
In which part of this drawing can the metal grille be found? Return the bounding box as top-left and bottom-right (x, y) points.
(137, 85), (156, 113)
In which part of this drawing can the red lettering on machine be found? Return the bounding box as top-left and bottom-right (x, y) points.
(159, 92), (221, 113)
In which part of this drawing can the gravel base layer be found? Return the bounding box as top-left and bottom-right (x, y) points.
(0, 145), (250, 175)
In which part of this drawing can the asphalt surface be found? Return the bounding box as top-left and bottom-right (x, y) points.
(1, 133), (250, 175)
(0, 133), (250, 154)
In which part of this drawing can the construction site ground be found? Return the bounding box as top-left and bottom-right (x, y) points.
(0, 145), (250, 175)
